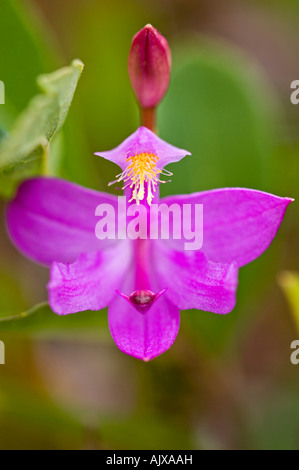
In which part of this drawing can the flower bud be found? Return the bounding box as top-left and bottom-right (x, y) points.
(128, 24), (171, 109)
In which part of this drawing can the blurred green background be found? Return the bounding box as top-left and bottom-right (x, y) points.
(0, 0), (299, 450)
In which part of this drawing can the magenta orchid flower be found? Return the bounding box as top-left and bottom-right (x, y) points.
(6, 126), (292, 360)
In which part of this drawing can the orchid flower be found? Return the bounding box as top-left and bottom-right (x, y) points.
(4, 24), (293, 360)
(6, 126), (292, 360)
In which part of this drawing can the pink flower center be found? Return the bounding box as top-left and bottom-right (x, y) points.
(129, 289), (157, 314)
(116, 287), (167, 314)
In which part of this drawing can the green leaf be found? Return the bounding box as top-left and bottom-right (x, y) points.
(278, 271), (299, 333)
(0, 59), (84, 197)
(0, 302), (108, 335)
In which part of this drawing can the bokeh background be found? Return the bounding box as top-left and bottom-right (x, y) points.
(0, 0), (299, 450)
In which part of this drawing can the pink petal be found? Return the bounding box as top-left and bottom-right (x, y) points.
(152, 241), (238, 314)
(108, 269), (180, 361)
(48, 242), (132, 315)
(95, 126), (190, 170)
(162, 188), (293, 267)
(6, 177), (122, 266)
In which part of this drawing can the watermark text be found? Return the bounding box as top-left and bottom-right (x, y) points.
(0, 340), (5, 364)
(95, 197), (203, 251)
(290, 80), (299, 105)
(290, 340), (299, 365)
(0, 81), (4, 105)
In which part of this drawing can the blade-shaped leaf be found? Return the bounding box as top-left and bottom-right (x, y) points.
(0, 59), (84, 197)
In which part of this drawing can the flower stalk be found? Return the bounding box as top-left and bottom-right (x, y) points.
(140, 106), (156, 133)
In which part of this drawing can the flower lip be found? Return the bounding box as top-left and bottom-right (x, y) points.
(95, 127), (191, 172)
(95, 127), (191, 205)
(116, 288), (167, 314)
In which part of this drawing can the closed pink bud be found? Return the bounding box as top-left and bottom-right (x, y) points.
(128, 24), (171, 109)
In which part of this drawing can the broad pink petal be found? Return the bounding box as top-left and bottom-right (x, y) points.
(48, 242), (132, 315)
(108, 269), (180, 361)
(152, 241), (238, 314)
(6, 177), (123, 266)
(95, 126), (190, 170)
(162, 188), (293, 267)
